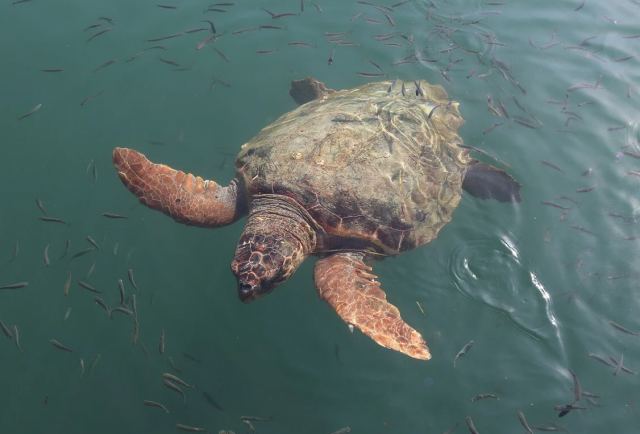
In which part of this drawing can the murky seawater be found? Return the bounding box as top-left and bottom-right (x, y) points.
(1, 1), (639, 433)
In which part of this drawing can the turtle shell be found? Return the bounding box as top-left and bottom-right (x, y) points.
(235, 80), (471, 255)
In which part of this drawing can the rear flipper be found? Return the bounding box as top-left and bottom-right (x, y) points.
(289, 77), (334, 105)
(462, 161), (521, 202)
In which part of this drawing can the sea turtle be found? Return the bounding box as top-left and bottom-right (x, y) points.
(112, 78), (520, 360)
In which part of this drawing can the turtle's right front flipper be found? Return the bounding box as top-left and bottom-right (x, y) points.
(113, 147), (245, 227)
(314, 252), (431, 361)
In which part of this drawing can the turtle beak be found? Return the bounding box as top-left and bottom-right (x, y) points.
(237, 281), (259, 303)
(236, 277), (277, 303)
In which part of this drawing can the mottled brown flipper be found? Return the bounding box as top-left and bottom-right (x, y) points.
(113, 147), (245, 227)
(314, 252), (431, 360)
(462, 161), (521, 202)
(289, 77), (335, 105)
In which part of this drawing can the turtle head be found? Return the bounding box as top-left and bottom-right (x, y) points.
(230, 195), (316, 302)
(231, 233), (303, 302)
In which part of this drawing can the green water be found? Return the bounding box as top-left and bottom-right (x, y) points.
(1, 0), (639, 433)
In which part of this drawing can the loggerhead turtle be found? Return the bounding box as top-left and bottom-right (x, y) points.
(112, 78), (520, 360)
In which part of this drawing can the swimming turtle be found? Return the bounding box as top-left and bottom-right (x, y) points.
(112, 78), (520, 360)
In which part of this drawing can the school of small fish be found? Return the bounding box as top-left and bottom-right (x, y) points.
(2, 0), (639, 433)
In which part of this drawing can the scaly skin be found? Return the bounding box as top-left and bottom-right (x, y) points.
(314, 252), (431, 360)
(113, 148), (245, 227)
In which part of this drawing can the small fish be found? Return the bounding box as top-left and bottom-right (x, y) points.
(428, 105), (441, 120)
(94, 297), (111, 316)
(182, 352), (201, 363)
(231, 26), (259, 35)
(14, 325), (22, 351)
(111, 306), (134, 317)
(159, 329), (166, 354)
(329, 427), (350, 434)
(569, 369), (582, 402)
(356, 71), (385, 77)
(613, 353), (624, 376)
(259, 25), (283, 30)
(128, 269), (139, 290)
(162, 372), (191, 388)
(0, 320), (13, 339)
(588, 353), (615, 367)
(453, 340), (474, 367)
(518, 410), (534, 434)
(49, 338), (73, 352)
(43, 244), (50, 266)
(80, 358), (85, 377)
(131, 319), (140, 344)
(201, 20), (216, 34)
(415, 301), (425, 315)
(118, 279), (126, 305)
(143, 400), (170, 413)
(532, 424), (567, 432)
(78, 280), (102, 294)
(17, 103), (43, 120)
(41, 68), (64, 73)
(242, 420), (256, 432)
(555, 403), (586, 417)
(213, 47), (229, 62)
(147, 33), (184, 42)
(541, 201), (571, 210)
(202, 391), (224, 411)
(576, 186), (595, 193)
(608, 355), (635, 375)
(328, 48), (335, 65)
(35, 199), (47, 215)
(80, 90), (104, 107)
(86, 236), (100, 250)
(262, 8), (298, 19)
(471, 393), (498, 402)
(255, 49), (276, 54)
(240, 415), (272, 422)
(465, 416), (480, 434)
(102, 212), (127, 219)
(0, 282), (29, 290)
(87, 28), (112, 42)
(570, 225), (595, 236)
(64, 307), (72, 321)
(163, 379), (186, 402)
(175, 424), (206, 432)
(11, 240), (20, 261)
(89, 353), (102, 374)
(39, 216), (66, 224)
(132, 294), (138, 317)
(159, 57), (181, 67)
(71, 247), (94, 260)
(609, 320), (640, 336)
(156, 4), (177, 9)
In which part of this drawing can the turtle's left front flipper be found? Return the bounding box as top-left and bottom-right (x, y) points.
(314, 252), (431, 360)
(113, 147), (245, 227)
(462, 161), (521, 202)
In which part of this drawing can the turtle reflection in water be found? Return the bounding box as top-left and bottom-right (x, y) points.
(112, 77), (520, 360)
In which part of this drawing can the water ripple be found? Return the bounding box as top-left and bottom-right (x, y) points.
(449, 235), (562, 344)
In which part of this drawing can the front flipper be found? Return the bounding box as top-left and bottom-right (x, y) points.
(113, 147), (245, 227)
(289, 77), (334, 105)
(463, 161), (521, 202)
(314, 252), (431, 360)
